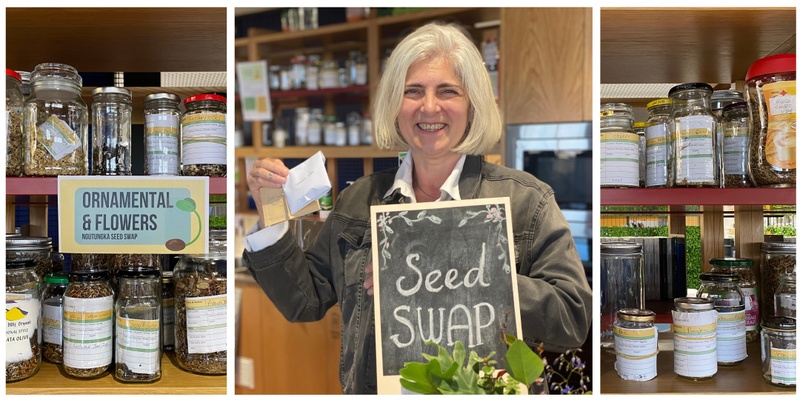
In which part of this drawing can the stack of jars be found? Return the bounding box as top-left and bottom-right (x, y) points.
(292, 107), (371, 147)
(268, 51), (367, 92)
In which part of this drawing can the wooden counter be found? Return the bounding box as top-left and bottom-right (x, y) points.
(6, 352), (226, 394)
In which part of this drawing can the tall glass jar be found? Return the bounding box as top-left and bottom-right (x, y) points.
(633, 121), (646, 187)
(334, 121), (347, 146)
(290, 55), (307, 90)
(181, 94), (226, 177)
(307, 108), (323, 145)
(709, 257), (759, 342)
(6, 236), (55, 283)
(63, 270), (114, 379)
(347, 111), (362, 146)
(600, 103), (639, 187)
(24, 62), (88, 176)
(697, 273), (747, 365)
(774, 273), (796, 319)
(320, 60), (338, 89)
(91, 87), (132, 175)
(162, 271), (176, 351)
(760, 242), (796, 320)
(668, 82), (718, 187)
(306, 55), (321, 90)
(672, 297), (717, 380)
(645, 98), (672, 187)
(115, 269), (162, 382)
(5, 259), (42, 382)
(613, 308), (657, 381)
(7, 69), (25, 176)
(42, 272), (68, 364)
(721, 102), (753, 187)
(324, 115), (337, 146)
(745, 53), (795, 187)
(294, 107), (309, 146)
(347, 50), (368, 86)
(144, 93), (181, 176)
(600, 241), (644, 348)
(761, 316), (796, 388)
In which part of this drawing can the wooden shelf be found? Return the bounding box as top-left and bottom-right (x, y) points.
(270, 85), (369, 100)
(5, 352), (225, 394)
(236, 146), (400, 160)
(601, 188), (796, 206)
(6, 177), (227, 196)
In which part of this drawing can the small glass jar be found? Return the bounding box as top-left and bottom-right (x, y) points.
(294, 107), (309, 146)
(361, 113), (373, 145)
(320, 60), (338, 89)
(600, 241), (644, 348)
(24, 63), (89, 176)
(5, 259), (42, 382)
(307, 108), (324, 145)
(709, 258), (759, 342)
(745, 53), (795, 187)
(347, 111), (362, 146)
(346, 50), (368, 86)
(697, 272), (748, 365)
(633, 121), (646, 188)
(720, 102), (753, 187)
(268, 65), (281, 91)
(697, 272), (745, 308)
(668, 82), (718, 187)
(672, 297), (717, 380)
(338, 67), (348, 88)
(162, 271), (176, 351)
(279, 66), (292, 91)
(290, 55), (307, 90)
(144, 93), (181, 176)
(774, 273), (796, 319)
(181, 94), (226, 177)
(761, 316), (796, 388)
(600, 103), (639, 187)
(115, 269), (162, 382)
(645, 98), (672, 187)
(6, 236), (55, 283)
(7, 69), (25, 176)
(324, 115), (337, 146)
(613, 308), (657, 381)
(63, 270), (114, 379)
(91, 87), (132, 175)
(334, 121), (347, 146)
(42, 272), (68, 364)
(306, 55), (321, 90)
(761, 242), (796, 320)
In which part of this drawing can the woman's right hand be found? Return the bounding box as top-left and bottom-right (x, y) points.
(247, 158), (290, 227)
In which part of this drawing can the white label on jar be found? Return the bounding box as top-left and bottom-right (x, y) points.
(716, 310), (747, 363)
(348, 125), (360, 146)
(5, 294), (39, 362)
(116, 316), (160, 374)
(63, 295), (113, 369)
(675, 115), (715, 184)
(163, 298), (175, 347)
(601, 131), (640, 186)
(646, 124), (669, 187)
(356, 65), (368, 85)
(672, 309), (718, 378)
(43, 303), (63, 345)
(613, 326), (658, 381)
(742, 287), (759, 331)
(181, 113), (226, 165)
(185, 294), (227, 354)
(321, 70), (338, 89)
(306, 67), (319, 90)
(770, 347), (796, 385)
(145, 113), (180, 175)
(39, 115), (82, 161)
(723, 127), (749, 175)
(776, 293), (796, 315)
(307, 123), (322, 145)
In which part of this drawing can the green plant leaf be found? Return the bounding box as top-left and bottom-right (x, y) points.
(399, 362), (437, 394)
(505, 333), (518, 345)
(504, 340), (544, 387)
(176, 198), (197, 212)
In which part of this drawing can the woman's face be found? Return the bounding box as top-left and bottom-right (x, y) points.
(398, 57), (470, 159)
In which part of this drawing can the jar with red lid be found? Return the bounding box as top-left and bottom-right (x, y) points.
(181, 94), (226, 177)
(745, 53), (795, 187)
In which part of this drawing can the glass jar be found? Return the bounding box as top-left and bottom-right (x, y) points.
(115, 269), (162, 382)
(633, 121), (646, 188)
(774, 273), (797, 319)
(279, 66), (292, 91)
(268, 65), (281, 91)
(320, 60), (338, 89)
(347, 50), (368, 86)
(760, 316), (796, 388)
(721, 102), (753, 188)
(668, 82), (718, 187)
(174, 252), (227, 375)
(672, 297), (717, 380)
(745, 53), (795, 187)
(42, 272), (68, 364)
(144, 93), (181, 176)
(6, 236), (55, 283)
(645, 99), (672, 187)
(600, 241), (644, 348)
(324, 115), (337, 146)
(347, 111), (362, 146)
(290, 55), (307, 90)
(600, 103), (639, 187)
(361, 112), (373, 145)
(7, 69), (25, 176)
(109, 254), (161, 294)
(307, 108), (324, 145)
(613, 308), (657, 381)
(711, 90), (744, 119)
(91, 87), (132, 175)
(709, 257), (759, 342)
(294, 107), (309, 146)
(335, 121), (347, 146)
(306, 55), (321, 90)
(63, 270), (114, 379)
(5, 259), (42, 382)
(24, 62), (89, 176)
(697, 272), (747, 365)
(181, 94), (226, 177)
(761, 242), (796, 320)
(338, 68), (348, 88)
(162, 271), (176, 351)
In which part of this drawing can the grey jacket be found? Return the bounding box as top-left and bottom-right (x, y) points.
(243, 155), (592, 394)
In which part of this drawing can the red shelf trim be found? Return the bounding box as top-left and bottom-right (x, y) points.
(601, 188), (795, 206)
(6, 177), (227, 196)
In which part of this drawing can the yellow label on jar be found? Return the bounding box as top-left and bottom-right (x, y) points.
(764, 81), (796, 169)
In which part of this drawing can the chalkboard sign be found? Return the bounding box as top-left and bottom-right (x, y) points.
(370, 197), (522, 394)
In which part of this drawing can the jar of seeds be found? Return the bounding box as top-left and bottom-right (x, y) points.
(774, 273), (796, 319)
(613, 308), (658, 381)
(645, 99), (672, 187)
(181, 94), (226, 177)
(42, 272), (68, 364)
(7, 68), (24, 176)
(5, 259), (42, 382)
(144, 93), (181, 176)
(672, 297), (717, 380)
(63, 270), (114, 379)
(115, 269), (162, 382)
(760, 242), (796, 320)
(761, 316), (796, 388)
(23, 62), (88, 176)
(91, 87), (132, 175)
(709, 258), (760, 342)
(6, 236), (55, 283)
(720, 102), (753, 187)
(600, 103), (639, 187)
(696, 273), (747, 366)
(70, 253), (110, 273)
(668, 83), (719, 187)
(162, 271), (176, 351)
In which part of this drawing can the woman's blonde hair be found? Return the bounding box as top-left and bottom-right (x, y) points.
(373, 22), (501, 154)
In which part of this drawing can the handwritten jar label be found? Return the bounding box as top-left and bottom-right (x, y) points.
(185, 294), (227, 354)
(613, 326), (658, 381)
(716, 310), (747, 364)
(63, 295), (114, 369)
(116, 317), (160, 374)
(672, 308), (718, 379)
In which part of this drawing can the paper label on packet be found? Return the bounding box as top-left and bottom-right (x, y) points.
(39, 115), (82, 161)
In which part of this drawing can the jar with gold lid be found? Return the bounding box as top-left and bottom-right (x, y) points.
(613, 308), (657, 381)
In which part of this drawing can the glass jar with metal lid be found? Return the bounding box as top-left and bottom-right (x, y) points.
(7, 68), (25, 176)
(600, 241), (644, 348)
(23, 62), (88, 176)
(774, 273), (796, 319)
(633, 121), (646, 188)
(761, 316), (796, 388)
(760, 242), (796, 320)
(697, 272), (745, 308)
(721, 102), (754, 188)
(144, 93), (181, 176)
(645, 98), (672, 187)
(613, 308), (657, 381)
(91, 87), (132, 175)
(600, 103), (639, 188)
(42, 272), (68, 364)
(697, 272), (747, 365)
(181, 93), (226, 177)
(709, 258), (759, 342)
(115, 269), (162, 382)
(6, 236), (55, 283)
(668, 82), (718, 187)
(745, 53), (795, 188)
(5, 259), (42, 382)
(63, 270), (114, 379)
(672, 297), (717, 380)
(162, 271), (176, 351)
